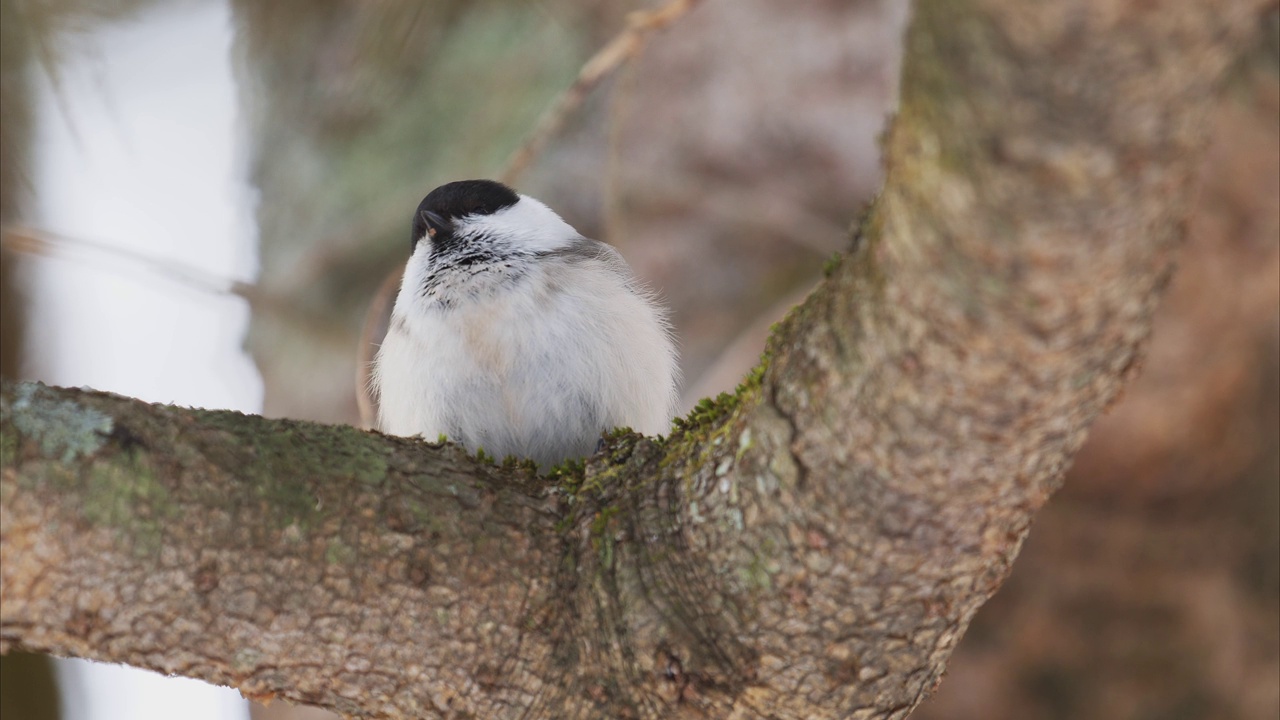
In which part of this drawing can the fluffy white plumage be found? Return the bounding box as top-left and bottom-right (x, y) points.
(373, 180), (678, 469)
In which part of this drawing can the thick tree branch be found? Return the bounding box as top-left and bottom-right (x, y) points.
(0, 0), (1264, 718)
(678, 1), (1262, 714)
(1, 383), (569, 715)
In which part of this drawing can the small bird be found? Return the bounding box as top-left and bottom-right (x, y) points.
(373, 179), (679, 469)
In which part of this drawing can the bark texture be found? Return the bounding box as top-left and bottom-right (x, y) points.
(0, 0), (1262, 718)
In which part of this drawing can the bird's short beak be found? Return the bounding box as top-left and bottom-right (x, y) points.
(423, 210), (451, 239)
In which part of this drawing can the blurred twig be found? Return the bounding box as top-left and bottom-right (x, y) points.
(499, 0), (704, 186)
(603, 28), (646, 246)
(0, 224), (253, 298)
(0, 225), (325, 336)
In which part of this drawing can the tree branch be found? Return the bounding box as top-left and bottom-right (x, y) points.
(1, 383), (567, 715)
(0, 0), (1263, 718)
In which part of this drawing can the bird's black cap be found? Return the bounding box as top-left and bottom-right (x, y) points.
(412, 179), (520, 248)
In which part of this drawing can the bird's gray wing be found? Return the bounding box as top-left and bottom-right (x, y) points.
(536, 236), (635, 280)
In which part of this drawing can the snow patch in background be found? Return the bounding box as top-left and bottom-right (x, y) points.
(28, 0), (260, 412)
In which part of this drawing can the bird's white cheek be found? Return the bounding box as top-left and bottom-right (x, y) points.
(393, 245), (433, 311)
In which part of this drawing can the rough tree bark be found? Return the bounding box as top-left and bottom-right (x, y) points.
(0, 0), (1263, 718)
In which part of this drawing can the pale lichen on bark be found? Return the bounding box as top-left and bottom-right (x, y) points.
(5, 383), (112, 462)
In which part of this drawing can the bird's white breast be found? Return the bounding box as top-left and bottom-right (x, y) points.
(373, 243), (677, 469)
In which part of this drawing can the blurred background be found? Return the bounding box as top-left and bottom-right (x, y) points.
(0, 1), (1275, 719)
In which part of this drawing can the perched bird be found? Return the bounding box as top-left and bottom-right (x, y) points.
(373, 179), (679, 469)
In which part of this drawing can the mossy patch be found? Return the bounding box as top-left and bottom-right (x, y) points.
(0, 421), (19, 467)
(823, 251), (845, 278)
(547, 456), (587, 493)
(670, 362), (766, 439)
(190, 409), (390, 530)
(738, 552), (773, 591)
(2, 387), (175, 553)
(82, 453), (174, 554)
(591, 505), (621, 567)
(325, 537), (356, 565)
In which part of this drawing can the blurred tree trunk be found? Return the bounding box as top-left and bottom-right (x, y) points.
(0, 1), (61, 718)
(0, 0), (31, 383)
(1, 1), (1266, 718)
